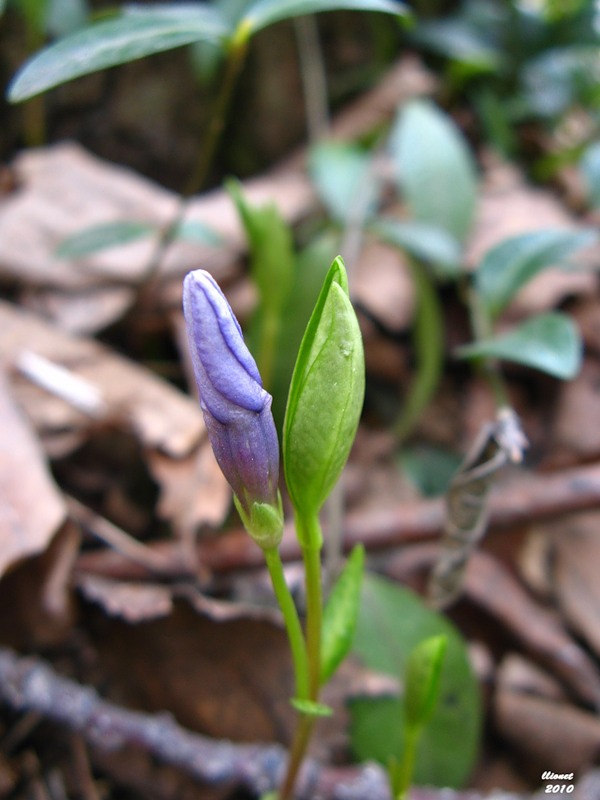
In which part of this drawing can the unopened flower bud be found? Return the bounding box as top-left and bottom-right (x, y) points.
(183, 269), (283, 549)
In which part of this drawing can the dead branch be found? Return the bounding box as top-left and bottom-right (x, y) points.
(75, 462), (600, 580)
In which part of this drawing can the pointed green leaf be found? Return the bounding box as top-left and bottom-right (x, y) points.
(404, 635), (447, 731)
(475, 228), (598, 319)
(283, 257), (365, 523)
(227, 179), (295, 391)
(389, 99), (478, 244)
(55, 220), (155, 258)
(349, 574), (480, 788)
(8, 7), (228, 101)
(321, 544), (365, 684)
(455, 312), (582, 380)
(373, 218), (463, 280)
(243, 0), (409, 34)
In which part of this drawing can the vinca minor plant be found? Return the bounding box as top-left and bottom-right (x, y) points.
(183, 256), (365, 800)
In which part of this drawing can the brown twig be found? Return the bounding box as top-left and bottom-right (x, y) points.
(0, 646), (292, 795)
(75, 462), (600, 580)
(3, 647), (600, 800)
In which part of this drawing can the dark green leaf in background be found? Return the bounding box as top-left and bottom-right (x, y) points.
(350, 574), (481, 788)
(455, 312), (582, 380)
(374, 218), (463, 280)
(54, 220), (155, 258)
(227, 180), (295, 393)
(244, 0), (409, 35)
(173, 219), (222, 246)
(475, 228), (597, 319)
(580, 142), (600, 209)
(389, 99), (478, 244)
(309, 141), (379, 224)
(8, 7), (228, 101)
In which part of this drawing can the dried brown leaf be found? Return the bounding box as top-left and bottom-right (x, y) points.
(87, 598), (295, 743)
(0, 370), (66, 577)
(466, 550), (600, 708)
(78, 574), (174, 622)
(552, 511), (600, 660)
(549, 359), (600, 465)
(495, 682), (600, 777)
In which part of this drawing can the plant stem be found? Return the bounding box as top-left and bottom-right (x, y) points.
(142, 27), (250, 285)
(264, 547), (310, 703)
(391, 725), (420, 800)
(466, 282), (510, 409)
(184, 27), (250, 198)
(277, 514), (323, 800)
(394, 260), (444, 440)
(277, 712), (315, 800)
(303, 539), (323, 699)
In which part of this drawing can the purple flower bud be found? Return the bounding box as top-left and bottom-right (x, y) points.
(183, 270), (281, 538)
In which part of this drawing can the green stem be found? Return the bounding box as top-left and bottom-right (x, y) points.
(277, 713), (315, 800)
(303, 540), (323, 700)
(466, 282), (510, 410)
(392, 725), (420, 800)
(184, 29), (249, 197)
(264, 547), (310, 703)
(276, 514), (323, 800)
(394, 260), (444, 440)
(141, 28), (250, 284)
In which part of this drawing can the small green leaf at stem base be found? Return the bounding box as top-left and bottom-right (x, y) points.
(291, 698), (333, 717)
(234, 494), (284, 551)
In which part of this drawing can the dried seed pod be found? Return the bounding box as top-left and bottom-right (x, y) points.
(428, 408), (528, 609)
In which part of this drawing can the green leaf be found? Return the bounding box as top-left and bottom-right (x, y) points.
(309, 141), (378, 224)
(320, 544), (365, 684)
(47, 0), (88, 37)
(394, 263), (444, 440)
(399, 445), (461, 498)
(18, 0), (48, 35)
(580, 142), (600, 209)
(269, 234), (338, 429)
(243, 0), (409, 34)
(8, 7), (228, 101)
(283, 256), (365, 524)
(454, 312), (582, 380)
(173, 219), (221, 246)
(475, 228), (598, 319)
(54, 220), (155, 258)
(227, 179), (295, 392)
(411, 19), (502, 72)
(389, 99), (478, 244)
(373, 218), (463, 280)
(404, 635), (447, 731)
(349, 574), (481, 788)
(291, 698), (333, 717)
